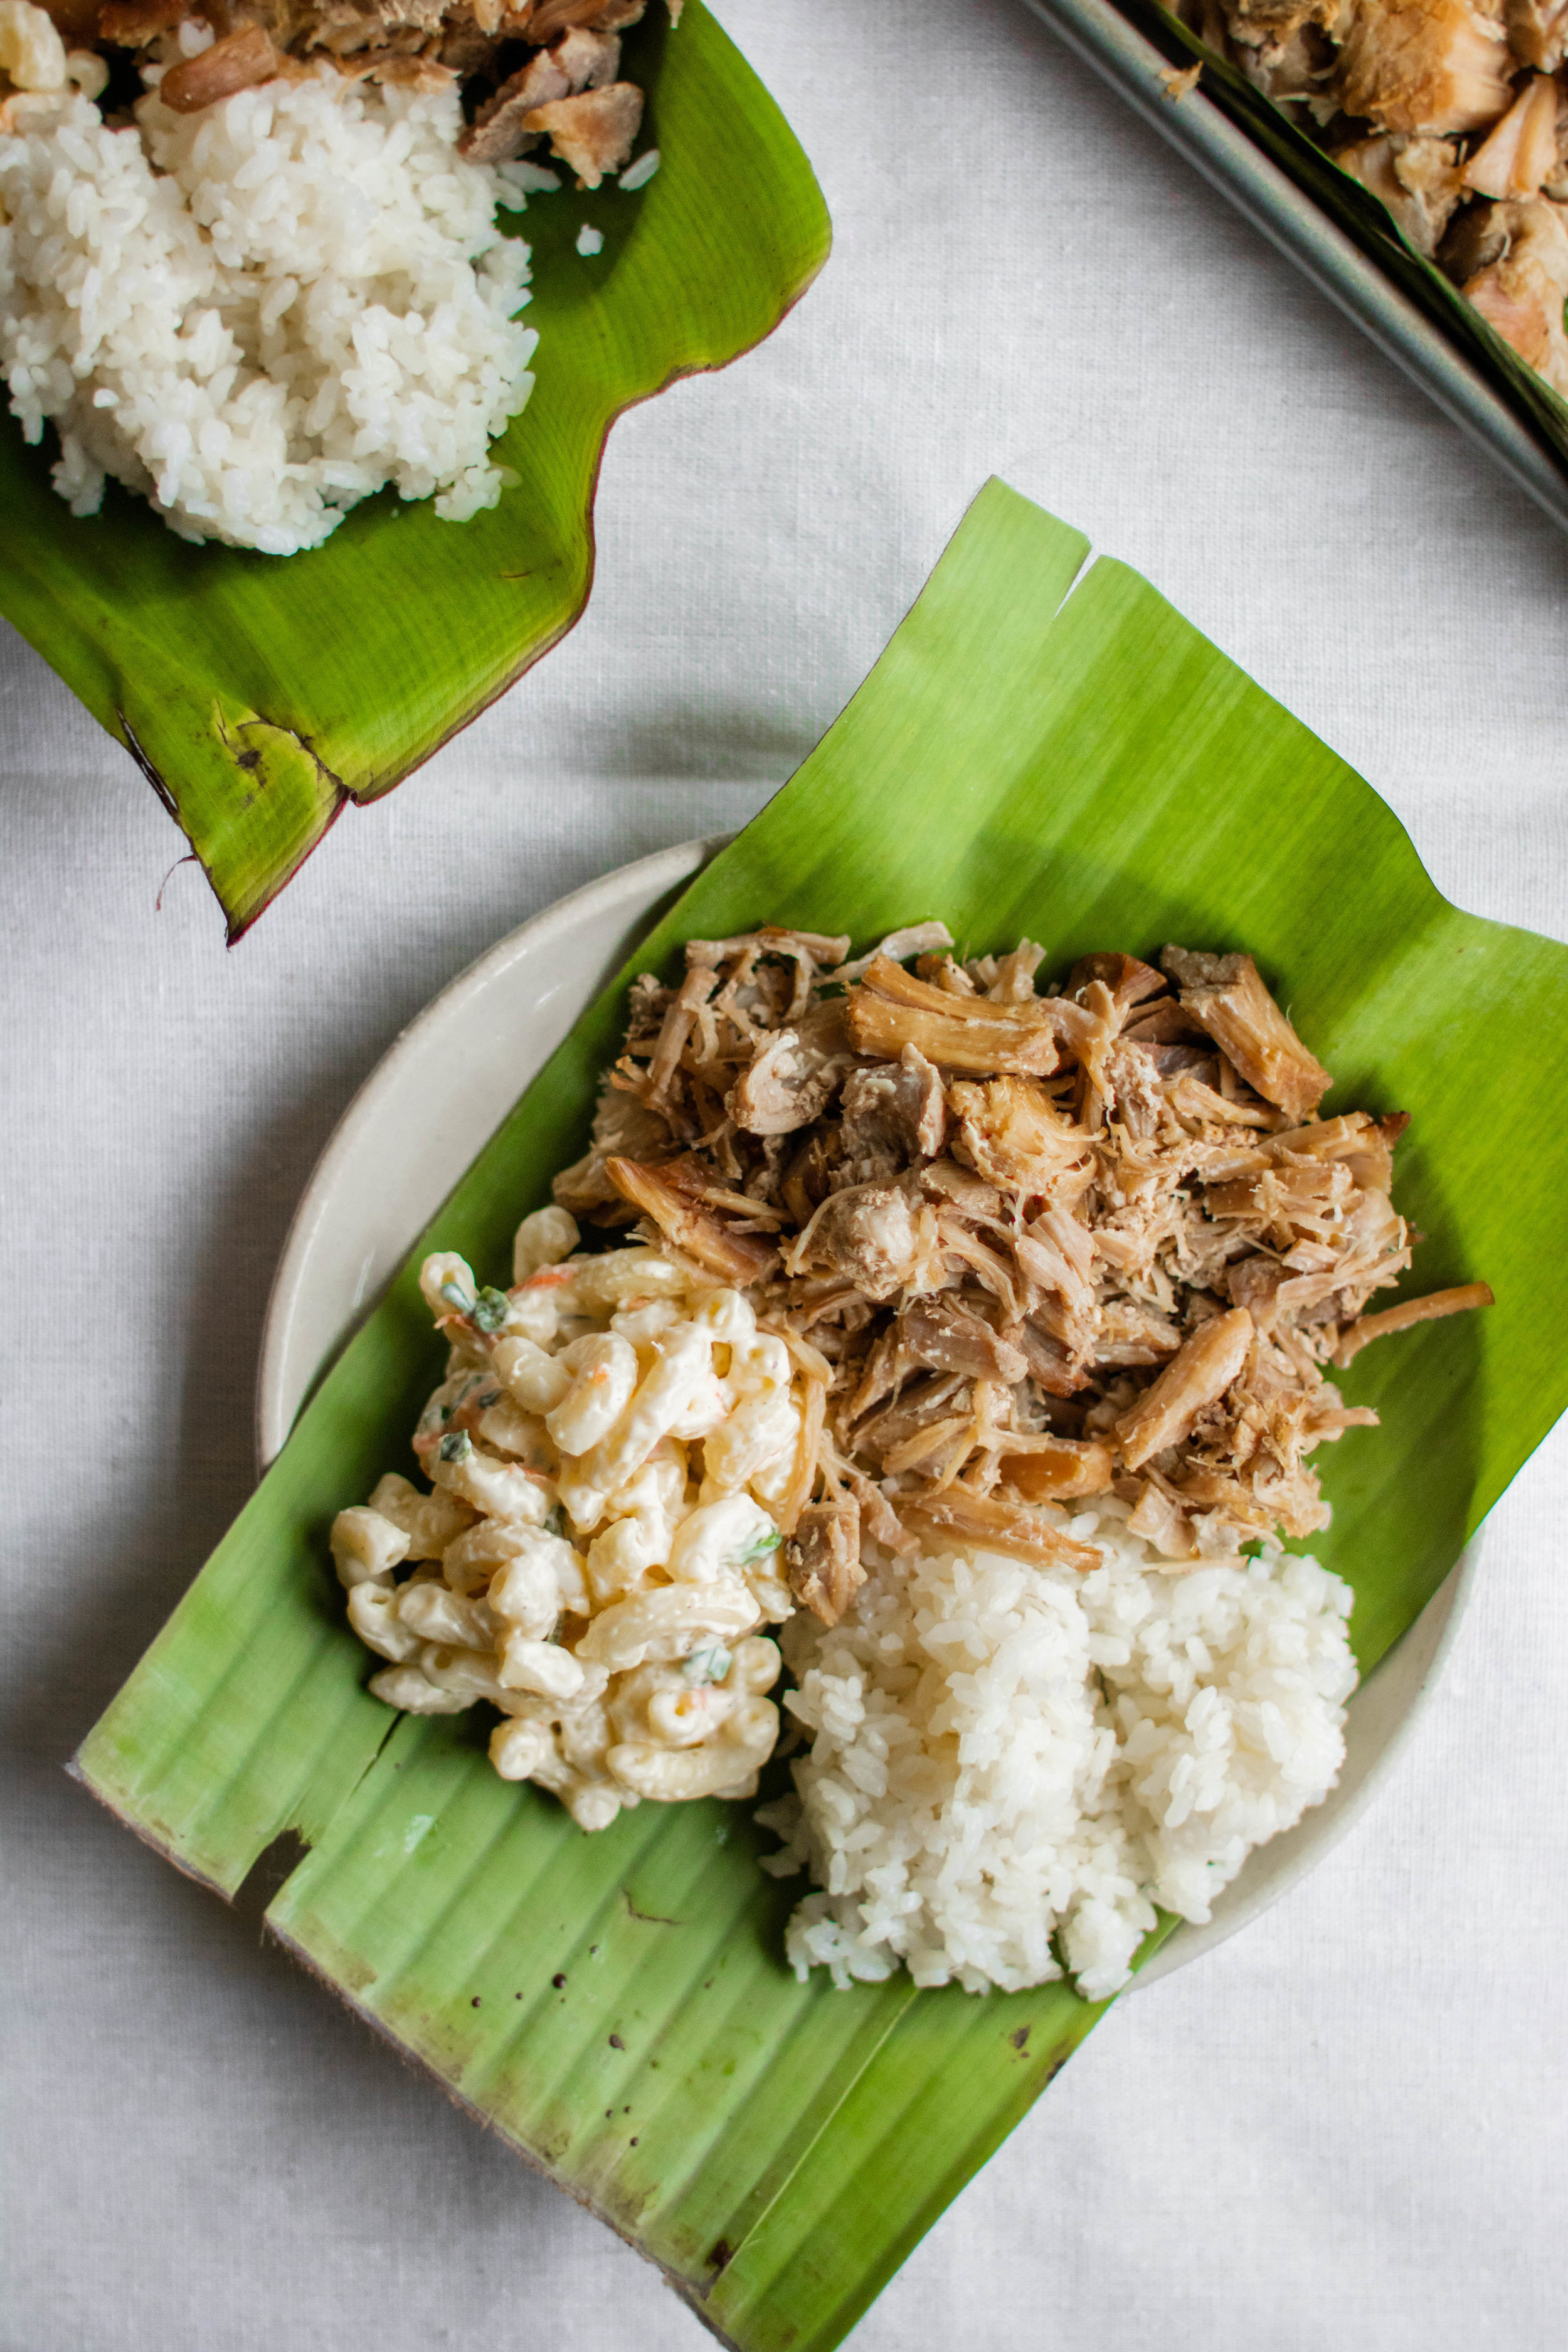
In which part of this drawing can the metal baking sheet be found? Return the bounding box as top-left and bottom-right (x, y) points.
(1022, 0), (1568, 536)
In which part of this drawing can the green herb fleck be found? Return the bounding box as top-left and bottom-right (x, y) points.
(681, 1645), (732, 1685)
(472, 1286), (512, 1335)
(438, 1431), (473, 1464)
(735, 1528), (782, 1565)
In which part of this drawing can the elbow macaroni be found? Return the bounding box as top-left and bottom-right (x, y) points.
(334, 1207), (800, 1830)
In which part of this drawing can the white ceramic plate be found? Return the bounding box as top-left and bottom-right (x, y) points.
(258, 839), (1478, 1991)
(257, 836), (726, 1466)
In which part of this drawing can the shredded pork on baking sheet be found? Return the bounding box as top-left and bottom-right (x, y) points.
(555, 921), (1492, 1620)
(1174, 0), (1568, 396)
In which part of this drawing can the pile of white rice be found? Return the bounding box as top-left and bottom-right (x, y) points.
(0, 36), (542, 553)
(760, 1506), (1358, 2001)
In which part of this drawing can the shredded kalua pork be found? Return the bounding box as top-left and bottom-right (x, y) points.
(14, 0), (675, 184)
(1177, 0), (1568, 395)
(555, 921), (1491, 1602)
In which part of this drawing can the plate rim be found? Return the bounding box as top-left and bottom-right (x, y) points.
(255, 833), (730, 1470)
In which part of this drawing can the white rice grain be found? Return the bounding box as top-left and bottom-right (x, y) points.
(0, 69), (538, 553)
(760, 1511), (1358, 2001)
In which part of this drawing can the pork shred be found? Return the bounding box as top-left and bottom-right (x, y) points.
(64, 0), (671, 187)
(1175, 0), (1568, 396)
(561, 921), (1491, 1604)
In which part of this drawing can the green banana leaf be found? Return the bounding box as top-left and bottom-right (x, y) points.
(73, 479), (1568, 2352)
(0, 1), (829, 939)
(1113, 0), (1568, 476)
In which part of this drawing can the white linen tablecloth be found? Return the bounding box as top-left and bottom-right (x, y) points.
(3, 3), (1564, 2344)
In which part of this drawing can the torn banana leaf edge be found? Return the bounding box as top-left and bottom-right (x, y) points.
(71, 480), (1568, 2352)
(0, 0), (831, 941)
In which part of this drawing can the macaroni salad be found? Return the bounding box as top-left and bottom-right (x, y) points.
(332, 1207), (806, 1829)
